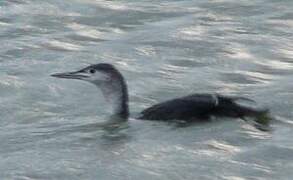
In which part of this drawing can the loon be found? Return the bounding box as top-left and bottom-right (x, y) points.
(51, 63), (269, 123)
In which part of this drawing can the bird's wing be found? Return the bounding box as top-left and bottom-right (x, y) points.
(139, 94), (218, 121)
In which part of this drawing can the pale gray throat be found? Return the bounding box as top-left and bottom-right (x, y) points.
(97, 76), (129, 119)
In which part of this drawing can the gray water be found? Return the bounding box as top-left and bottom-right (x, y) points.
(1, 0), (293, 179)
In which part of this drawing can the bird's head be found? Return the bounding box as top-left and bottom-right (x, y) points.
(51, 63), (129, 118)
(51, 63), (121, 85)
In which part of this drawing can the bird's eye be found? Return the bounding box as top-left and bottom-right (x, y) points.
(89, 69), (96, 74)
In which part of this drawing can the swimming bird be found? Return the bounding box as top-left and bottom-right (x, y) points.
(51, 63), (269, 123)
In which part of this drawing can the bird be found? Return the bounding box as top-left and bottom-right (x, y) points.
(51, 63), (270, 124)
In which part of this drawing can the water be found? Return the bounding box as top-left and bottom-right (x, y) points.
(1, 0), (293, 179)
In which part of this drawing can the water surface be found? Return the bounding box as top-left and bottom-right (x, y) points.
(1, 0), (293, 179)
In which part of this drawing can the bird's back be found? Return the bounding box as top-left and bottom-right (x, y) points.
(139, 94), (219, 121)
(138, 93), (267, 121)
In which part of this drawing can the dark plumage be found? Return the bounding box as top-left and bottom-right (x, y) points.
(139, 94), (267, 121)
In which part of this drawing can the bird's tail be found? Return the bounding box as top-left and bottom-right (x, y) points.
(221, 96), (272, 130)
(236, 104), (272, 131)
(240, 107), (271, 124)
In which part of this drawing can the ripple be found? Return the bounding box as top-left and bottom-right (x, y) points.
(158, 64), (191, 81)
(275, 116), (293, 126)
(222, 43), (254, 59)
(237, 71), (275, 82)
(66, 22), (124, 42)
(206, 140), (241, 154)
(135, 45), (157, 56)
(267, 19), (293, 29)
(175, 26), (207, 41)
(0, 75), (24, 88)
(240, 124), (272, 140)
(221, 176), (246, 180)
(0, 21), (10, 26)
(230, 27), (258, 35)
(169, 58), (207, 68)
(229, 160), (273, 174)
(67, 23), (104, 40)
(221, 73), (260, 85)
(81, 0), (137, 11)
(279, 47), (293, 59)
(222, 70), (275, 85)
(256, 60), (293, 71)
(43, 40), (82, 51)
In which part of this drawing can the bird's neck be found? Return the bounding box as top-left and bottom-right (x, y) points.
(98, 77), (129, 119)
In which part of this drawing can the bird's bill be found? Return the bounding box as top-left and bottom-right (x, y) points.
(51, 71), (89, 80)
